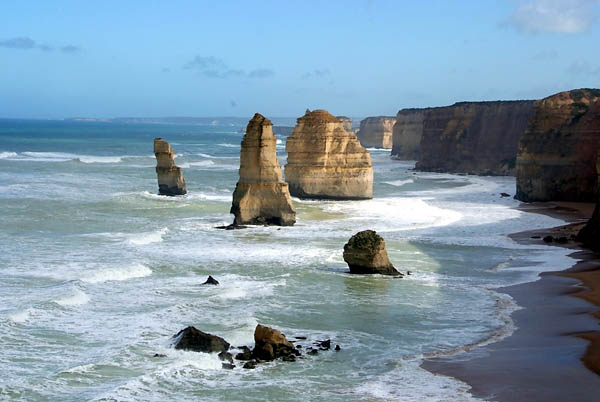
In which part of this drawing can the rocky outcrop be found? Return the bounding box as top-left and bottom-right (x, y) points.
(284, 110), (373, 200)
(356, 116), (395, 149)
(416, 101), (535, 175)
(336, 116), (353, 133)
(230, 113), (296, 226)
(154, 138), (187, 196)
(252, 324), (297, 361)
(173, 326), (230, 353)
(391, 109), (426, 160)
(343, 230), (402, 276)
(516, 89), (600, 202)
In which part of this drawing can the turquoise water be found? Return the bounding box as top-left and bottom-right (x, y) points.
(0, 119), (572, 401)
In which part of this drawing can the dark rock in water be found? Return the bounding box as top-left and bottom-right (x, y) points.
(294, 336), (307, 340)
(500, 192), (510, 197)
(296, 344), (302, 348)
(335, 345), (341, 351)
(173, 326), (230, 353)
(406, 271), (412, 275)
(556, 236), (568, 244)
(318, 339), (331, 350)
(253, 324), (297, 361)
(215, 223), (248, 230)
(222, 363), (236, 370)
(218, 351), (233, 363)
(307, 348), (318, 355)
(543, 235), (553, 243)
(343, 230), (402, 276)
(153, 353), (166, 358)
(531, 235), (541, 239)
(243, 360), (257, 369)
(202, 276), (219, 286)
(281, 355), (296, 362)
(235, 347), (253, 361)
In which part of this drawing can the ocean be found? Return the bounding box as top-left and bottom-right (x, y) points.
(0, 119), (573, 401)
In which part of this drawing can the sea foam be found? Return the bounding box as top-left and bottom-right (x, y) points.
(81, 263), (152, 284)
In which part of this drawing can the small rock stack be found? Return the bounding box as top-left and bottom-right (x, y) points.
(154, 138), (187, 196)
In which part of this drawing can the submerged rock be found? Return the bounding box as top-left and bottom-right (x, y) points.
(201, 276), (219, 286)
(173, 326), (230, 353)
(154, 138), (187, 196)
(285, 109), (373, 200)
(253, 324), (297, 361)
(343, 230), (402, 276)
(230, 113), (296, 226)
(356, 116), (396, 149)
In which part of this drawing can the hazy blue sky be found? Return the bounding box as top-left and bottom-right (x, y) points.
(1, 0), (599, 119)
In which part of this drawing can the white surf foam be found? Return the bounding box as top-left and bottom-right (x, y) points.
(384, 178), (414, 187)
(179, 160), (215, 168)
(77, 156), (122, 163)
(8, 308), (34, 324)
(81, 263), (152, 284)
(55, 288), (90, 306)
(216, 143), (239, 148)
(0, 151), (17, 159)
(126, 228), (168, 246)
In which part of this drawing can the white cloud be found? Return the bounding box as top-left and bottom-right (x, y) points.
(509, 0), (599, 34)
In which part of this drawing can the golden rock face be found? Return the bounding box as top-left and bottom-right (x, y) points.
(516, 89), (600, 202)
(230, 113), (296, 226)
(356, 116), (395, 149)
(284, 109), (373, 200)
(153, 138), (186, 196)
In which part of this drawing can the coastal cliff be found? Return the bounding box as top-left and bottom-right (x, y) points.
(230, 113), (296, 226)
(356, 116), (395, 149)
(515, 89), (600, 202)
(391, 109), (426, 160)
(153, 138), (187, 196)
(284, 109), (373, 200)
(336, 116), (353, 133)
(416, 101), (535, 175)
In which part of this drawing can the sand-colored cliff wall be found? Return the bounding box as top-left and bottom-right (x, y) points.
(284, 110), (373, 200)
(416, 100), (535, 175)
(391, 109), (426, 160)
(231, 113), (296, 226)
(356, 116), (395, 149)
(515, 89), (600, 202)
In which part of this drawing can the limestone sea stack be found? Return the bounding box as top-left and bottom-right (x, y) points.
(391, 108), (426, 160)
(285, 110), (373, 200)
(356, 116), (396, 149)
(230, 113), (296, 226)
(154, 138), (187, 196)
(343, 230), (402, 276)
(416, 101), (535, 175)
(516, 89), (600, 202)
(336, 116), (353, 133)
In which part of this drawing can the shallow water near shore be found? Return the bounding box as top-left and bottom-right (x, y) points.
(0, 119), (574, 401)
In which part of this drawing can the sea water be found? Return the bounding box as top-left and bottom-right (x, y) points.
(0, 119), (573, 401)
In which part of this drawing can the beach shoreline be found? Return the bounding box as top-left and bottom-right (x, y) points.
(422, 201), (600, 401)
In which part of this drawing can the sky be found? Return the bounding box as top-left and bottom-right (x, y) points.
(1, 0), (599, 119)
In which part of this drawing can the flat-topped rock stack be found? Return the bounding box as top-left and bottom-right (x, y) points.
(230, 113), (296, 226)
(154, 138), (187, 196)
(516, 89), (600, 202)
(336, 116), (353, 133)
(356, 116), (396, 149)
(284, 109), (373, 200)
(391, 108), (426, 160)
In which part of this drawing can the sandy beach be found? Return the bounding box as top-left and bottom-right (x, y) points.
(423, 202), (600, 401)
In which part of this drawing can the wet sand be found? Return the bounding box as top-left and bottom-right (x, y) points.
(423, 202), (600, 401)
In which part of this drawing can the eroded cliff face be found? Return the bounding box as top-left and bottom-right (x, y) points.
(336, 116), (353, 133)
(577, 152), (600, 250)
(154, 138), (187, 196)
(356, 116), (396, 149)
(284, 109), (373, 200)
(230, 113), (296, 226)
(391, 109), (425, 160)
(515, 89), (600, 202)
(415, 100), (535, 175)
